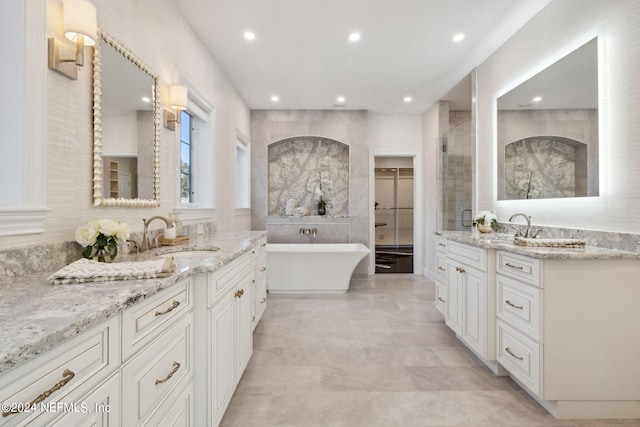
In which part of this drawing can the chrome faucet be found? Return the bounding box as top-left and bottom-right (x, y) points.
(508, 213), (532, 238)
(141, 216), (174, 251)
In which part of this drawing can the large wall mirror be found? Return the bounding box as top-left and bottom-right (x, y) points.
(93, 31), (160, 207)
(496, 37), (599, 200)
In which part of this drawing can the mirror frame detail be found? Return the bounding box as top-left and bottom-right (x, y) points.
(493, 34), (604, 204)
(92, 30), (160, 208)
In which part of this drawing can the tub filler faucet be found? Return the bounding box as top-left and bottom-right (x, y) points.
(299, 228), (317, 238)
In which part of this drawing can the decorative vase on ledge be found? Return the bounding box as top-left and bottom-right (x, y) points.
(477, 223), (493, 233)
(317, 204), (326, 216)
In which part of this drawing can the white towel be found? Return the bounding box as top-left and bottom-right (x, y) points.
(293, 206), (310, 217)
(48, 257), (176, 285)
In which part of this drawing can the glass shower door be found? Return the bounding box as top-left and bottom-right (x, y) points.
(442, 120), (472, 231)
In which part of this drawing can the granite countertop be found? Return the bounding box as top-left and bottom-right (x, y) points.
(0, 231), (266, 374)
(435, 231), (640, 260)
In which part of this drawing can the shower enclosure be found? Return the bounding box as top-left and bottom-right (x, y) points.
(442, 119), (473, 231)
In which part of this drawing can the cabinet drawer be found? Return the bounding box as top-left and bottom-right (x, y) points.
(435, 281), (447, 315)
(49, 373), (120, 427)
(447, 241), (486, 271)
(497, 274), (541, 341)
(253, 236), (267, 257)
(496, 251), (540, 287)
(497, 320), (541, 397)
(0, 316), (119, 426)
(436, 237), (448, 254)
(122, 313), (193, 425)
(122, 279), (192, 361)
(436, 253), (447, 282)
(209, 253), (252, 306)
(145, 380), (193, 427)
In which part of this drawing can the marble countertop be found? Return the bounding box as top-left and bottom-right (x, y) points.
(435, 231), (640, 260)
(0, 231), (266, 374)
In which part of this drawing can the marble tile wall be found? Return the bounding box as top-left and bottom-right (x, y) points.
(497, 109), (598, 200)
(251, 110), (369, 275)
(503, 137), (586, 199)
(268, 137), (349, 216)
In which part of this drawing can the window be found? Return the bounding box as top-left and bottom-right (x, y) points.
(236, 134), (251, 209)
(180, 110), (193, 204)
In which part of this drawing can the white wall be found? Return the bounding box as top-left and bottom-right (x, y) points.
(476, 0), (640, 232)
(0, 0), (250, 250)
(368, 113), (424, 274)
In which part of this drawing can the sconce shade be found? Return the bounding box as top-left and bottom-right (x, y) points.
(63, 0), (97, 46)
(169, 85), (188, 110)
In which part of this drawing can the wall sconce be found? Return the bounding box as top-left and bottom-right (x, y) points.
(48, 0), (97, 80)
(164, 85), (188, 131)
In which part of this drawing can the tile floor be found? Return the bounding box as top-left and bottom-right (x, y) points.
(220, 274), (639, 426)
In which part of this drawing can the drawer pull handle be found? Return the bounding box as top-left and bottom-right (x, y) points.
(155, 300), (180, 317)
(438, 266), (446, 272)
(438, 243), (446, 247)
(261, 242), (267, 247)
(437, 297), (446, 303)
(505, 300), (524, 310)
(260, 298), (267, 303)
(235, 289), (245, 298)
(505, 262), (524, 270)
(505, 347), (524, 361)
(455, 266), (465, 273)
(2, 369), (75, 417)
(155, 361), (180, 385)
(252, 279), (256, 284)
(252, 315), (256, 321)
(260, 267), (267, 272)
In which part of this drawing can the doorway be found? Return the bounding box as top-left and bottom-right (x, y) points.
(374, 157), (414, 273)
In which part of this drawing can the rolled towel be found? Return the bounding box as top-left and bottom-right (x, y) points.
(293, 206), (310, 217)
(285, 198), (298, 216)
(48, 257), (176, 285)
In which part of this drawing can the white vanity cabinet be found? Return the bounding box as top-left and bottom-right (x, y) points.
(495, 250), (640, 419)
(193, 252), (254, 427)
(0, 316), (120, 427)
(438, 238), (497, 364)
(120, 277), (194, 426)
(252, 235), (268, 330)
(434, 237), (447, 316)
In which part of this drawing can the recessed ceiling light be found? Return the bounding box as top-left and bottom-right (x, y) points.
(243, 31), (256, 41)
(271, 95), (279, 102)
(532, 96), (542, 102)
(349, 32), (361, 42)
(452, 33), (465, 42)
(336, 96), (346, 103)
(403, 96), (412, 103)
(141, 96), (151, 103)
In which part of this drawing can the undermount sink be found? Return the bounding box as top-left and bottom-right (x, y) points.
(513, 237), (586, 248)
(154, 246), (220, 258)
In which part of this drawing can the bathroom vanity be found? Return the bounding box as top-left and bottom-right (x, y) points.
(435, 231), (640, 419)
(0, 231), (267, 427)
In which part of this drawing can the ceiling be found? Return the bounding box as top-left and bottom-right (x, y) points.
(173, 0), (552, 114)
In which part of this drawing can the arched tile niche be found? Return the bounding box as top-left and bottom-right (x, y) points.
(503, 136), (590, 199)
(267, 137), (349, 216)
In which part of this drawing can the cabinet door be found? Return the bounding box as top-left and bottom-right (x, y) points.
(461, 265), (486, 357)
(236, 273), (253, 379)
(445, 259), (462, 335)
(211, 290), (236, 426)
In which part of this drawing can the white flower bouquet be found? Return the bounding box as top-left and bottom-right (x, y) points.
(472, 210), (498, 233)
(75, 218), (130, 262)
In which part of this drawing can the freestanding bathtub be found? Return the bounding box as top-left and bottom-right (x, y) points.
(266, 243), (370, 294)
